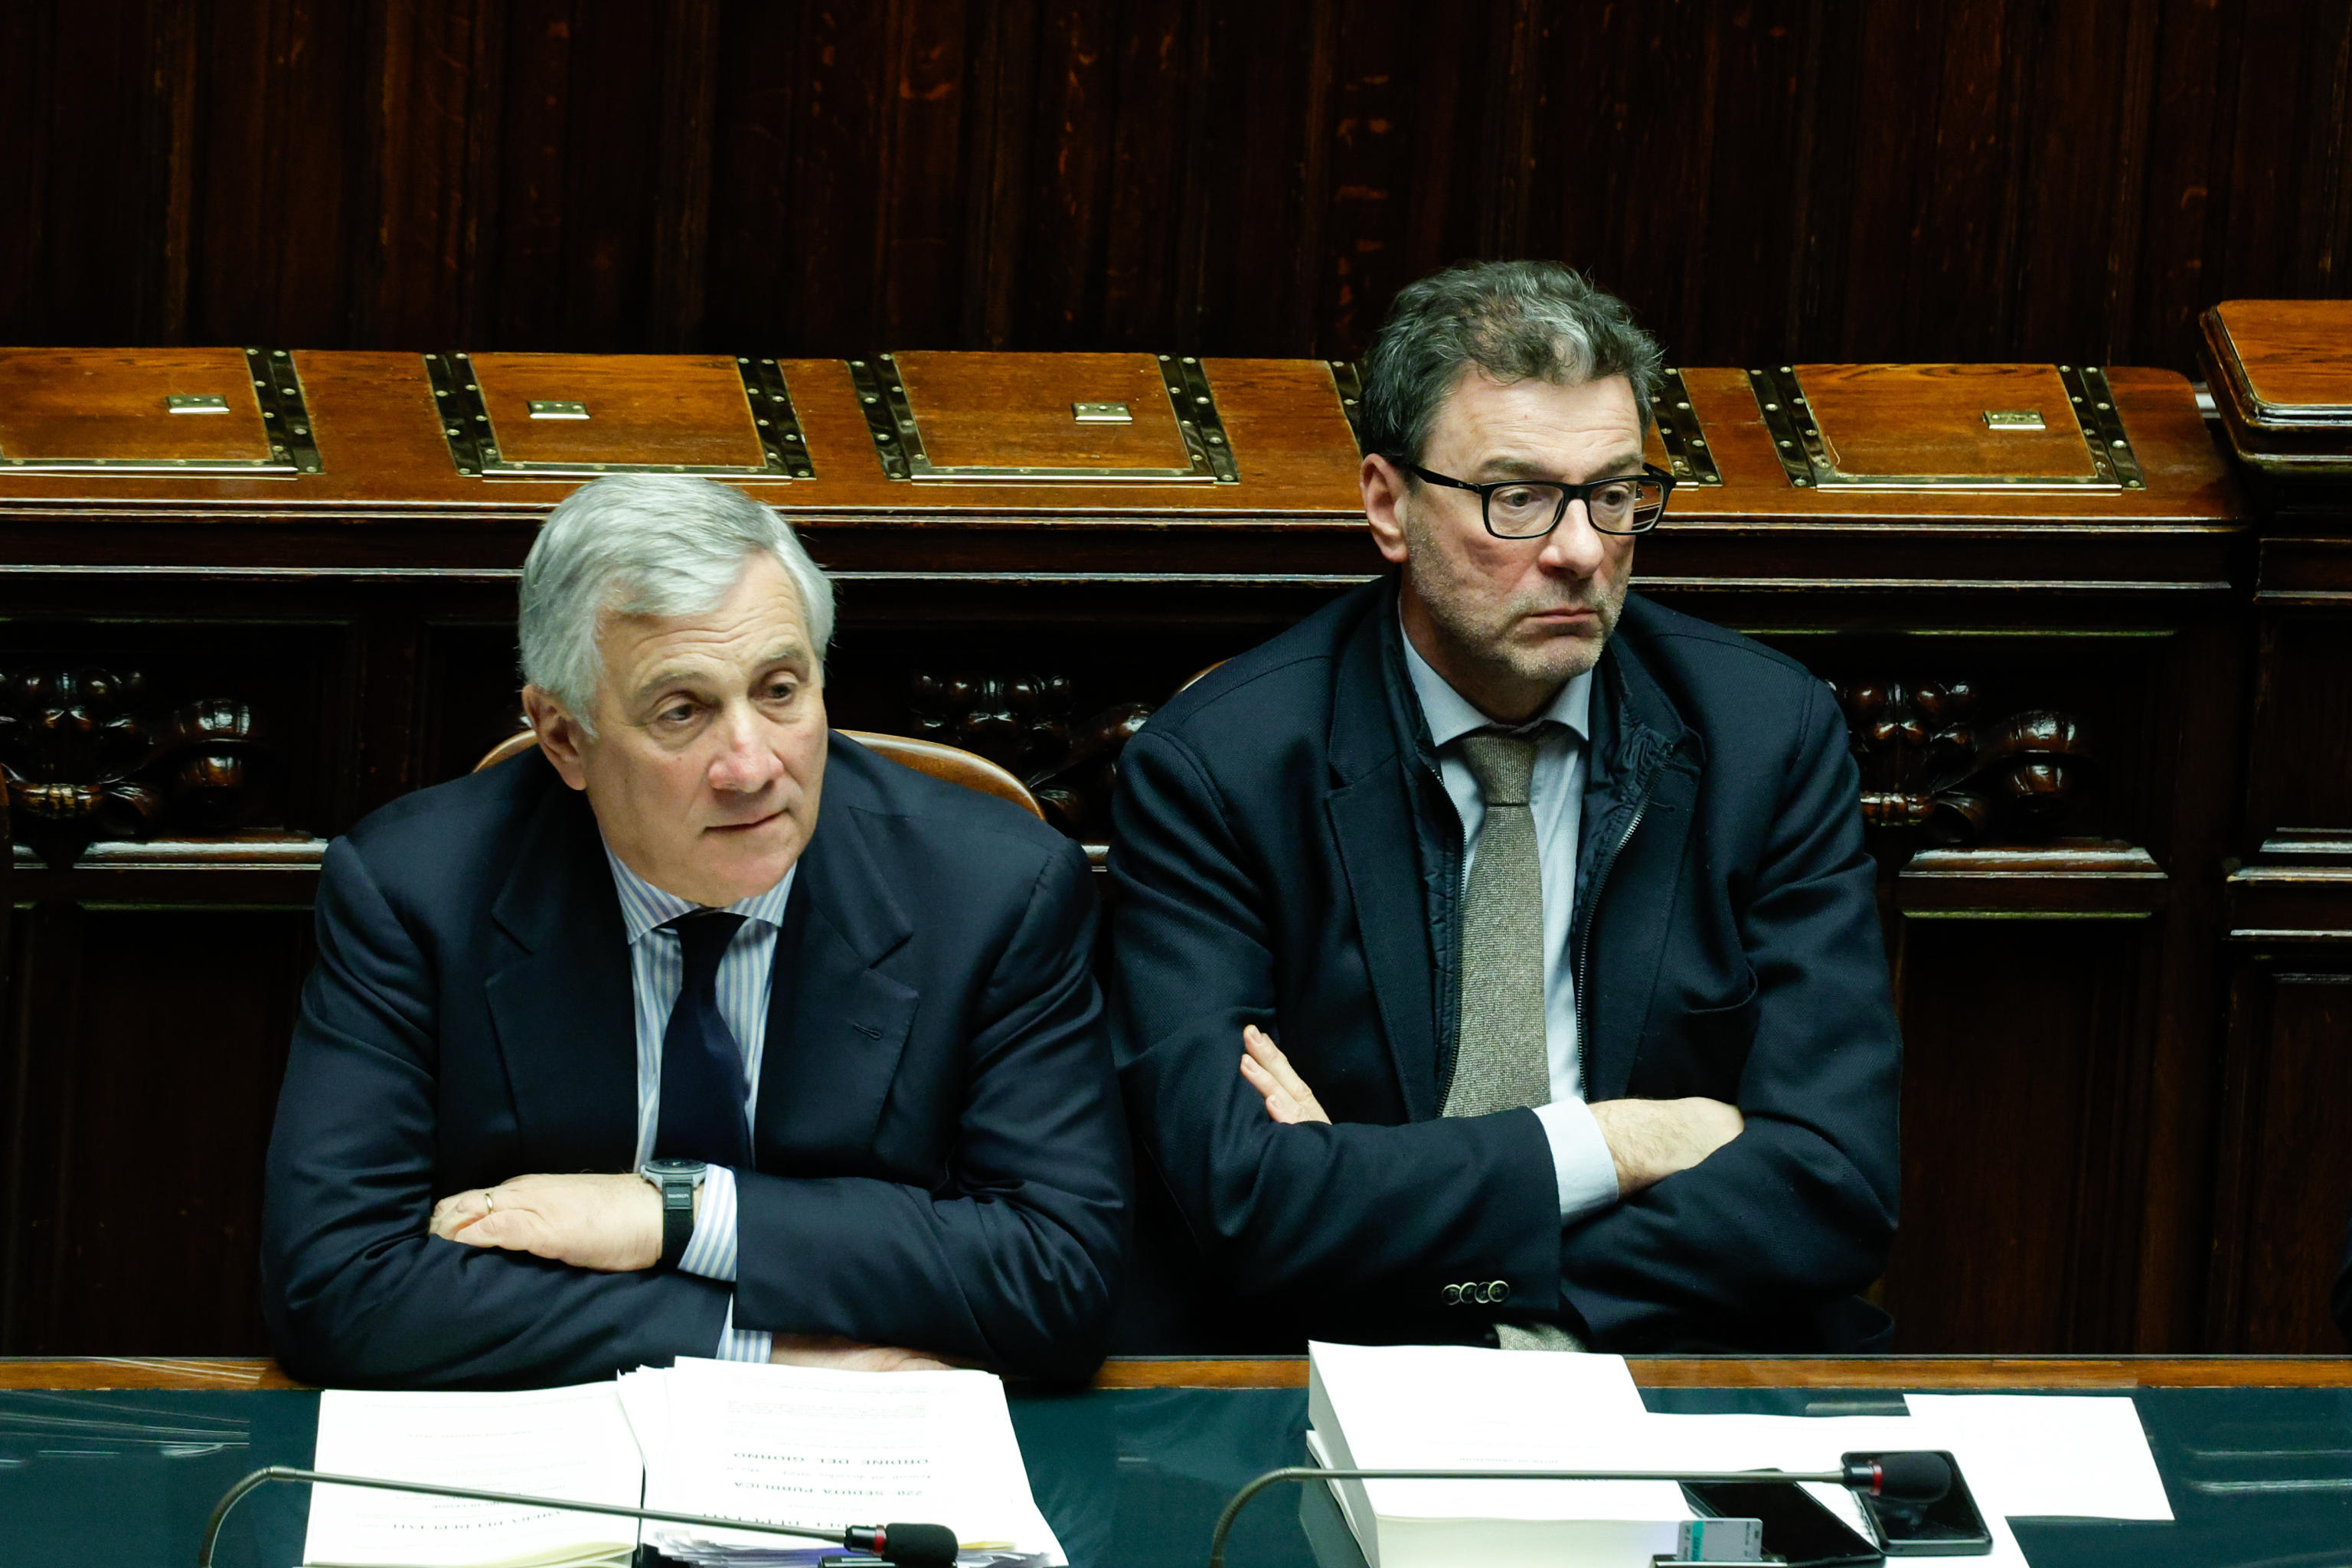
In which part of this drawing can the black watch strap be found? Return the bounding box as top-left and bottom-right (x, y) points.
(658, 1177), (696, 1269)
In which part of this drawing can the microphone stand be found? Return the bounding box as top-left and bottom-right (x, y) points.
(1205, 1461), (1916, 1568)
(197, 1465), (959, 1568)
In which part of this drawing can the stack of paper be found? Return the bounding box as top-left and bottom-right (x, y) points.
(303, 1384), (644, 1568)
(1306, 1341), (1693, 1568)
(300, 1360), (1062, 1568)
(619, 1358), (1063, 1567)
(1303, 1341), (2178, 1568)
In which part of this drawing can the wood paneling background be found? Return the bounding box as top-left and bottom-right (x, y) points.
(2, 0), (2348, 367)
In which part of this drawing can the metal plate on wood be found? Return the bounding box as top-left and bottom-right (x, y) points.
(848, 351), (1240, 482)
(1747, 364), (2145, 490)
(423, 352), (811, 479)
(1651, 368), (1722, 485)
(0, 347), (320, 475)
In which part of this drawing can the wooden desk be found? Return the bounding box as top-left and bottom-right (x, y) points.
(8, 1355), (2352, 1392)
(0, 345), (2341, 1366)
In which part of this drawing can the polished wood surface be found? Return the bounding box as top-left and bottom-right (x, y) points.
(7, 1356), (2352, 1393)
(2209, 300), (2352, 417)
(897, 352), (1200, 474)
(0, 348), (274, 464)
(2, 2), (2345, 374)
(472, 353), (769, 471)
(1798, 364), (2098, 481)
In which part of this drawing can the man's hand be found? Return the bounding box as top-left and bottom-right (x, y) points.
(769, 1334), (956, 1372)
(1239, 1025), (1331, 1125)
(1589, 1098), (1746, 1195)
(430, 1173), (665, 1272)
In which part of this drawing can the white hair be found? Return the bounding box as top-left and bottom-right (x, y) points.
(519, 475), (835, 735)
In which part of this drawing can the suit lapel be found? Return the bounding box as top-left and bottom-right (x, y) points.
(1326, 594), (1443, 1121)
(1576, 629), (1703, 1102)
(1327, 778), (1442, 1120)
(753, 789), (919, 1165)
(483, 765), (641, 1172)
(1579, 753), (1698, 1101)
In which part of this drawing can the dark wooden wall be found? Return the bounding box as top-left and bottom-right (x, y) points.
(2, 0), (2348, 368)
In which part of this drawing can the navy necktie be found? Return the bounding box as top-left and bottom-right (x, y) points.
(655, 910), (753, 1167)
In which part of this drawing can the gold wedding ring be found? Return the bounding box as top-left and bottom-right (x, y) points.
(482, 1189), (495, 1214)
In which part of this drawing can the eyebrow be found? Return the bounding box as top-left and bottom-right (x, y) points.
(1477, 451), (1648, 482)
(629, 646), (808, 706)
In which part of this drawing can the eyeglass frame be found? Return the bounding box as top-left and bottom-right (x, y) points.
(1385, 457), (1679, 538)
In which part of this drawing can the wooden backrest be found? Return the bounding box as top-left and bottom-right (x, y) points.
(471, 727), (1044, 820)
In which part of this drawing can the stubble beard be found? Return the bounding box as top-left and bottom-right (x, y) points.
(1405, 524), (1629, 707)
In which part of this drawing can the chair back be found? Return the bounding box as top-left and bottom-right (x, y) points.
(470, 727), (1043, 820)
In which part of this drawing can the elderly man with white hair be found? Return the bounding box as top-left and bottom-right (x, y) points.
(262, 475), (1127, 1388)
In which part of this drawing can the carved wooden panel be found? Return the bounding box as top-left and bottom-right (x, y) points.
(2245, 612), (2352, 846)
(0, 622), (350, 846)
(0, 906), (308, 1354)
(1880, 919), (2154, 1351)
(0, 665), (267, 868)
(2206, 961), (2352, 1352)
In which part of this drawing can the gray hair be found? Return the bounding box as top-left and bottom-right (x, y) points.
(519, 475), (835, 733)
(1358, 260), (1664, 466)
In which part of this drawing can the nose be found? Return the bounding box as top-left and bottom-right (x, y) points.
(705, 704), (786, 794)
(1535, 496), (1610, 577)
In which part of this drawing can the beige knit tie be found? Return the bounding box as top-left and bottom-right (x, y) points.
(1448, 726), (1585, 1354)
(1446, 729), (1552, 1119)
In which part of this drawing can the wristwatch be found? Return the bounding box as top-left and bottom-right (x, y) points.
(639, 1158), (709, 1270)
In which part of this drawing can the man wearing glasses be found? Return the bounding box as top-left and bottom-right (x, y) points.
(1106, 261), (1901, 1353)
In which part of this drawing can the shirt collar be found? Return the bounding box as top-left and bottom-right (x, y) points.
(1399, 608), (1592, 750)
(600, 838), (798, 946)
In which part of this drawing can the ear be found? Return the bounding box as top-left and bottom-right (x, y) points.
(521, 684), (593, 792)
(1361, 452), (1413, 566)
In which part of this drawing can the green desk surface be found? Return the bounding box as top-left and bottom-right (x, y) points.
(1, 1383), (2345, 1568)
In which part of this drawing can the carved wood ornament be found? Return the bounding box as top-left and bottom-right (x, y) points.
(905, 672), (1152, 835)
(1829, 678), (2089, 851)
(0, 667), (264, 868)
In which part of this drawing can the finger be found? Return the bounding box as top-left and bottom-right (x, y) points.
(429, 1191), (489, 1240)
(1241, 1026), (1301, 1086)
(1238, 1056), (1298, 1122)
(1248, 1034), (1321, 1109)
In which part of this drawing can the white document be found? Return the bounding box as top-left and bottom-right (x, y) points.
(1306, 1341), (1690, 1568)
(302, 1383), (644, 1568)
(641, 1357), (1064, 1566)
(1905, 1394), (2174, 1520)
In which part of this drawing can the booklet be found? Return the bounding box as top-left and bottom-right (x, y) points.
(301, 1361), (1062, 1568)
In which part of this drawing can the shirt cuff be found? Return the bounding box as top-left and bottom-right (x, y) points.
(714, 1297), (772, 1363)
(676, 1165), (741, 1282)
(1533, 1098), (1622, 1222)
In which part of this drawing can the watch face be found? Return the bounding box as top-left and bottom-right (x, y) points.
(644, 1158), (707, 1178)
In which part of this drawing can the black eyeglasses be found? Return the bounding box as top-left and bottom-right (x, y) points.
(1390, 459), (1677, 538)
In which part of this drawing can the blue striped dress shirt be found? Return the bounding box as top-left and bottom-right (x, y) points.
(603, 841), (796, 1364)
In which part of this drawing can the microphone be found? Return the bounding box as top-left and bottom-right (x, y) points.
(1842, 1449), (1954, 1504)
(196, 1465), (962, 1568)
(1205, 1450), (1958, 1568)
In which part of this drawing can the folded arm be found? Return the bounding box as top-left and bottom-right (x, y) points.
(262, 840), (730, 1390)
(1558, 681), (1902, 1345)
(1108, 727), (1563, 1313)
(727, 839), (1129, 1383)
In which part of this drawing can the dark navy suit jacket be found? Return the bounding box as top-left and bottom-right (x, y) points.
(263, 736), (1128, 1389)
(1107, 580), (1900, 1352)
